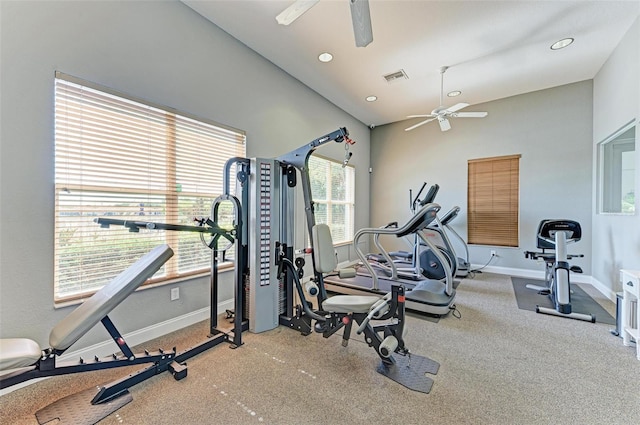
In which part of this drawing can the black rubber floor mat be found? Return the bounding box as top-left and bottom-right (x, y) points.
(36, 386), (132, 425)
(511, 277), (615, 325)
(376, 353), (440, 394)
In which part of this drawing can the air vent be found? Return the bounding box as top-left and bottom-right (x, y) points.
(383, 69), (408, 83)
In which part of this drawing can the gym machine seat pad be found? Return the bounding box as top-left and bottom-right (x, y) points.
(323, 295), (382, 314)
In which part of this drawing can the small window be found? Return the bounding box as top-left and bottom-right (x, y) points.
(598, 121), (636, 214)
(467, 154), (521, 247)
(308, 155), (355, 244)
(54, 73), (246, 301)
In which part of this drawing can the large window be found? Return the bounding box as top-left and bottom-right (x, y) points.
(54, 73), (245, 301)
(467, 154), (520, 247)
(309, 155), (355, 244)
(598, 121), (636, 214)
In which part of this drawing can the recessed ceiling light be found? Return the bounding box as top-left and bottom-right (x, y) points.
(551, 38), (574, 50)
(318, 52), (333, 62)
(365, 95), (377, 102)
(447, 90), (462, 97)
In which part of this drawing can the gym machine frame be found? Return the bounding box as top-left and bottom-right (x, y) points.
(272, 128), (440, 392)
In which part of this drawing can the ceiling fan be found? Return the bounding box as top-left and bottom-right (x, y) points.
(276, 0), (373, 47)
(405, 66), (488, 132)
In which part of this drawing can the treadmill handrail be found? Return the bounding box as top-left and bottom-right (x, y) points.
(438, 206), (460, 226)
(354, 203), (442, 290)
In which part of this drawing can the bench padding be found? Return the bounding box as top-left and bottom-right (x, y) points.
(322, 295), (381, 314)
(312, 224), (337, 273)
(49, 245), (174, 352)
(0, 338), (42, 370)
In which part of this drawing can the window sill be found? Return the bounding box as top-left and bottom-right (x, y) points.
(598, 212), (636, 216)
(54, 263), (234, 309)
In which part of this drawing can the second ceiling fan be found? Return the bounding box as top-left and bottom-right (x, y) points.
(405, 67), (488, 132)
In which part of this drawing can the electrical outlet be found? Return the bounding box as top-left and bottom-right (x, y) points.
(170, 287), (179, 301)
(491, 250), (497, 257)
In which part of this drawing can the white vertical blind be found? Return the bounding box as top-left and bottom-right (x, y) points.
(54, 75), (245, 300)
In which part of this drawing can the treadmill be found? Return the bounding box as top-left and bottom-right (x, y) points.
(323, 203), (456, 316)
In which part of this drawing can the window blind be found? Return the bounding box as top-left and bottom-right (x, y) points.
(54, 74), (245, 301)
(308, 155), (355, 244)
(467, 154), (520, 247)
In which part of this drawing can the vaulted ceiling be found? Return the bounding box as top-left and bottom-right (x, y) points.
(183, 1), (639, 128)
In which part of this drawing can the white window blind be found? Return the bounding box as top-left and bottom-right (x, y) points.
(54, 74), (245, 301)
(309, 155), (355, 244)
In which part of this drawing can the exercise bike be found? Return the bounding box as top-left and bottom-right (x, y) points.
(524, 219), (595, 322)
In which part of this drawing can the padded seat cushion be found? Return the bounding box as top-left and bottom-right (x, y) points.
(0, 338), (41, 370)
(322, 295), (381, 314)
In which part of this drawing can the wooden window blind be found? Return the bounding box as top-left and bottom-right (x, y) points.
(308, 155), (355, 244)
(54, 73), (246, 301)
(467, 154), (520, 247)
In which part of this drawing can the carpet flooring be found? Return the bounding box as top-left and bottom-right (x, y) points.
(1, 272), (638, 425)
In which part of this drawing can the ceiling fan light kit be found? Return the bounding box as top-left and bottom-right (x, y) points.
(405, 66), (488, 132)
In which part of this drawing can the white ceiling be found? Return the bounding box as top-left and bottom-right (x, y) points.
(183, 0), (639, 128)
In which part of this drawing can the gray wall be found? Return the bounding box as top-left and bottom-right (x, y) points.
(591, 17), (640, 296)
(370, 81), (593, 275)
(0, 1), (370, 348)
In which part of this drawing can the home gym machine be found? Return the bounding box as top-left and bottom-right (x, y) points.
(206, 127), (439, 392)
(524, 219), (595, 322)
(0, 193), (248, 424)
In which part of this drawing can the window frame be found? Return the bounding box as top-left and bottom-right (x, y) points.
(308, 154), (356, 245)
(597, 120), (636, 215)
(54, 72), (246, 302)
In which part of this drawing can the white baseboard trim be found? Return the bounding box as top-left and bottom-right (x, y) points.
(472, 264), (615, 301)
(0, 299), (234, 397)
(589, 276), (617, 301)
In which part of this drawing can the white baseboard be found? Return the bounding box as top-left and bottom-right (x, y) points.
(473, 264), (616, 301)
(589, 276), (617, 301)
(0, 299), (234, 397)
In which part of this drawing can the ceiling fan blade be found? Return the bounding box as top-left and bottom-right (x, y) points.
(350, 0), (373, 47)
(407, 114), (435, 118)
(438, 117), (451, 132)
(405, 117), (437, 131)
(453, 111), (488, 118)
(276, 0), (319, 25)
(445, 103), (469, 113)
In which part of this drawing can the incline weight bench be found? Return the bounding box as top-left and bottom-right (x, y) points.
(0, 245), (182, 422)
